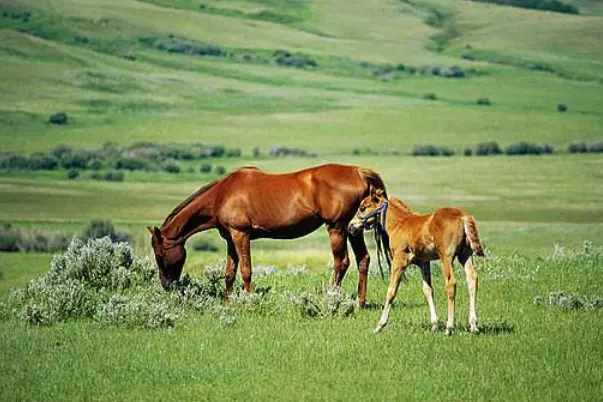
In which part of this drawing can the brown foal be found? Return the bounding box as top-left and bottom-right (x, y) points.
(148, 163), (387, 306)
(348, 189), (485, 334)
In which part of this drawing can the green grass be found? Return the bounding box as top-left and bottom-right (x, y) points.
(1, 0), (602, 400)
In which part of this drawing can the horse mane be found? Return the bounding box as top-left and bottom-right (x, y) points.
(357, 167), (388, 197)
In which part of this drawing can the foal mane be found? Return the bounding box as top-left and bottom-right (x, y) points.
(389, 197), (411, 212)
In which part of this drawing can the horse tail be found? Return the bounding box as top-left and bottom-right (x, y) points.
(462, 215), (485, 257)
(358, 167), (388, 197)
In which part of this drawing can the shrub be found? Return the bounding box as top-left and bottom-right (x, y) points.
(214, 166), (226, 175)
(464, 147), (473, 156)
(557, 103), (568, 112)
(274, 51), (318, 68)
(114, 157), (148, 171)
(49, 112), (68, 125)
(587, 140), (603, 153)
(67, 169), (79, 179)
(468, 0), (579, 15)
(0, 223), (70, 252)
(477, 97), (491, 106)
(82, 220), (131, 244)
(411, 145), (454, 157)
(568, 141), (587, 153)
(475, 141), (502, 156)
(161, 160), (181, 174)
(27, 153), (59, 170)
(154, 36), (227, 57)
(505, 142), (555, 155)
(423, 93), (437, 100)
(200, 163), (212, 173)
(52, 144), (72, 160)
(0, 154), (29, 169)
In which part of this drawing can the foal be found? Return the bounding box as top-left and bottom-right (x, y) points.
(348, 189), (485, 334)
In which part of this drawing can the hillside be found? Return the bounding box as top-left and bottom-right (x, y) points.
(0, 0), (601, 154)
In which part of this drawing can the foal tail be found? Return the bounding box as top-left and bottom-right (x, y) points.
(462, 215), (485, 257)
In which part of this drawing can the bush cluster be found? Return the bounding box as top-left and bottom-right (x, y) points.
(144, 35), (227, 57)
(568, 140), (603, 154)
(0, 142), (242, 177)
(82, 220), (131, 244)
(285, 287), (355, 318)
(268, 146), (317, 157)
(534, 291), (603, 310)
(469, 0), (578, 14)
(371, 63), (479, 80)
(0, 223), (70, 252)
(474, 141), (503, 156)
(505, 142), (554, 155)
(273, 50), (318, 69)
(411, 145), (455, 157)
(1, 238), (227, 328)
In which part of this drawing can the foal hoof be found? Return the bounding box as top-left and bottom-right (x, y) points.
(445, 327), (453, 336)
(470, 325), (480, 334)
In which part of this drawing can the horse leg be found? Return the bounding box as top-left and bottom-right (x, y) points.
(224, 237), (239, 302)
(440, 255), (457, 335)
(458, 250), (479, 333)
(328, 227), (350, 288)
(374, 254), (411, 334)
(419, 261), (438, 330)
(231, 229), (253, 293)
(349, 234), (370, 308)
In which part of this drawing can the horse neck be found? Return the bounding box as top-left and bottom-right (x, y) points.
(160, 182), (219, 244)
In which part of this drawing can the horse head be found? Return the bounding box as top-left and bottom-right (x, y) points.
(347, 188), (387, 235)
(147, 226), (186, 290)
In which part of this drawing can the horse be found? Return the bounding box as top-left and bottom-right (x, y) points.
(148, 163), (387, 307)
(347, 189), (485, 334)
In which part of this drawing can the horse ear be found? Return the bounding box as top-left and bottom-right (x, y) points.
(148, 226), (163, 242)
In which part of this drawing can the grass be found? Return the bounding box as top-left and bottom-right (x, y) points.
(0, 0), (602, 399)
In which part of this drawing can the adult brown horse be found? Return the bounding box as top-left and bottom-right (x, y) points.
(148, 163), (387, 307)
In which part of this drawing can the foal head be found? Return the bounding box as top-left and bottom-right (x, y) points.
(347, 188), (387, 235)
(148, 226), (186, 290)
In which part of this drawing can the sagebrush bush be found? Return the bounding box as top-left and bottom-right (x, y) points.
(49, 112), (68, 125)
(411, 145), (455, 157)
(505, 142), (554, 155)
(82, 220), (131, 244)
(286, 287), (356, 318)
(0, 223), (70, 252)
(475, 141), (502, 156)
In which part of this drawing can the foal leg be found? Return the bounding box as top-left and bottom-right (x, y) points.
(374, 254), (411, 334)
(349, 234), (370, 308)
(419, 261), (438, 331)
(440, 255), (457, 335)
(327, 226), (350, 288)
(459, 251), (479, 333)
(231, 229), (253, 293)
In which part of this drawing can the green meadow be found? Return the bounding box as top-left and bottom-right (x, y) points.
(1, 0), (602, 400)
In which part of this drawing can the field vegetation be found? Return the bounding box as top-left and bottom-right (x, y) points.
(0, 0), (602, 400)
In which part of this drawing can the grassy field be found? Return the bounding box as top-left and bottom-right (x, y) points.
(1, 0), (602, 400)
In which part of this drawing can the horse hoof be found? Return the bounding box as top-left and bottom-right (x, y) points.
(431, 324), (438, 332)
(445, 328), (453, 336)
(470, 326), (480, 334)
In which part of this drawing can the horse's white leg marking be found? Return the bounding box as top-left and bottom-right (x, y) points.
(374, 255), (410, 334)
(464, 255), (479, 333)
(440, 257), (456, 335)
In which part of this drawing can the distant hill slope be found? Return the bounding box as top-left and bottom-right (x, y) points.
(0, 0), (601, 153)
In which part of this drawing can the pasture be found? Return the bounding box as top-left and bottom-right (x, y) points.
(1, 0), (603, 400)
